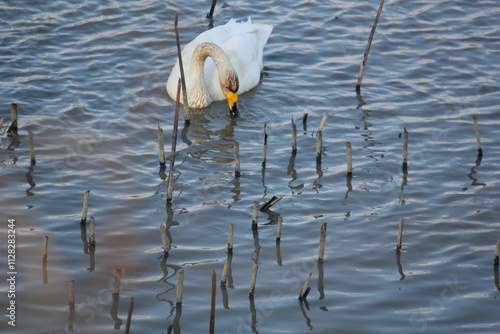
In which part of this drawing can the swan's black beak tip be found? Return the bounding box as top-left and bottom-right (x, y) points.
(229, 104), (238, 117)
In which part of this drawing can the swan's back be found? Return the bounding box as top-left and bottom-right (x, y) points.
(167, 18), (273, 105)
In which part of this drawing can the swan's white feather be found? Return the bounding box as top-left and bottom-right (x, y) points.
(166, 18), (273, 107)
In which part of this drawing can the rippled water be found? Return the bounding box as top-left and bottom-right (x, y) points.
(1, 0), (499, 333)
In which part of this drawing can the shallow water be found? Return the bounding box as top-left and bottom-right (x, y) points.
(1, 0), (499, 333)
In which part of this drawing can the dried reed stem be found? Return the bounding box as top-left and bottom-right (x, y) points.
(346, 141), (353, 175)
(89, 217), (95, 246)
(396, 219), (404, 250)
(113, 269), (122, 296)
(262, 124), (268, 167)
(356, 0), (385, 92)
(125, 296), (134, 334)
(318, 223), (327, 261)
(42, 235), (48, 260)
(28, 130), (36, 164)
(299, 273), (312, 300)
(227, 223), (234, 253)
(234, 141), (241, 177)
(249, 248), (260, 296)
(8, 103), (18, 135)
(174, 14), (189, 122)
(158, 125), (166, 167)
(206, 0), (217, 18)
(291, 117), (297, 153)
(81, 190), (90, 223)
(160, 224), (169, 254)
(167, 79), (181, 203)
(209, 270), (216, 334)
(252, 201), (259, 230)
(402, 128), (409, 169)
(473, 115), (483, 156)
(276, 216), (283, 241)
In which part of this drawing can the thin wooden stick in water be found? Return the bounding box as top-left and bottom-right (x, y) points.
(252, 201), (259, 230)
(234, 141), (241, 177)
(318, 223), (327, 262)
(69, 280), (75, 305)
(81, 190), (90, 223)
(158, 125), (166, 167)
(473, 115), (483, 156)
(318, 113), (329, 133)
(42, 235), (48, 260)
(356, 0), (385, 92)
(291, 117), (297, 153)
(209, 269), (216, 334)
(7, 103), (18, 135)
(396, 219), (404, 250)
(402, 128), (409, 168)
(125, 296), (134, 334)
(227, 223), (234, 253)
(28, 130), (36, 164)
(89, 217), (95, 246)
(174, 14), (190, 122)
(206, 0), (217, 18)
(160, 224), (169, 254)
(346, 141), (353, 175)
(113, 269), (122, 296)
(176, 269), (184, 305)
(167, 79), (181, 203)
(260, 195), (284, 211)
(249, 248), (260, 296)
(316, 131), (323, 162)
(0, 117), (4, 132)
(262, 124), (268, 167)
(299, 273), (312, 300)
(276, 216), (283, 241)
(302, 113), (308, 129)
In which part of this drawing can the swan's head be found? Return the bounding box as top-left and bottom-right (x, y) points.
(223, 72), (239, 115)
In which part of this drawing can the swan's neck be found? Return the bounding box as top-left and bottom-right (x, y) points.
(189, 42), (238, 108)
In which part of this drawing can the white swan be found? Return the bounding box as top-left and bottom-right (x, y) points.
(166, 18), (273, 114)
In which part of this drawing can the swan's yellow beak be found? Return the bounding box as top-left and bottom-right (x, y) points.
(226, 91), (238, 115)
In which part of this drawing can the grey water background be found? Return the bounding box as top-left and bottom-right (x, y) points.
(1, 0), (499, 333)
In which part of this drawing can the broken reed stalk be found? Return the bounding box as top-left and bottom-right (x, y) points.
(402, 128), (409, 169)
(227, 223), (234, 253)
(396, 219), (404, 250)
(299, 273), (312, 301)
(316, 113), (329, 162)
(318, 223), (327, 262)
(28, 130), (36, 164)
(160, 224), (169, 254)
(209, 269), (216, 334)
(176, 269), (184, 305)
(318, 113), (329, 133)
(81, 190), (90, 223)
(346, 141), (353, 175)
(158, 125), (166, 167)
(291, 117), (297, 153)
(302, 113), (308, 130)
(113, 269), (122, 296)
(89, 217), (95, 246)
(262, 124), (268, 167)
(249, 248), (260, 296)
(174, 14), (189, 122)
(167, 79), (181, 203)
(42, 235), (48, 260)
(8, 103), (18, 135)
(0, 117), (4, 133)
(276, 216), (283, 241)
(260, 195), (284, 211)
(316, 131), (323, 162)
(234, 141), (241, 177)
(356, 0), (385, 92)
(125, 296), (134, 334)
(473, 115), (483, 156)
(69, 280), (75, 306)
(206, 0), (217, 18)
(251, 201), (259, 230)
